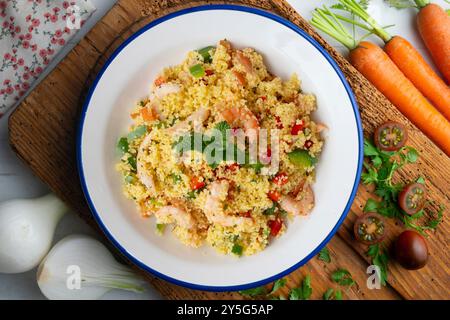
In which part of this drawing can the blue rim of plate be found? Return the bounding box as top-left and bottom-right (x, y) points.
(77, 4), (364, 292)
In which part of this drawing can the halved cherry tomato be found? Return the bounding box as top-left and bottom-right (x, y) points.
(268, 218), (283, 236)
(399, 183), (426, 215)
(353, 212), (385, 245)
(268, 190), (281, 202)
(205, 69), (214, 76)
(272, 172), (288, 186)
(304, 140), (314, 149)
(374, 121), (408, 151)
(291, 120), (304, 135)
(190, 176), (205, 191)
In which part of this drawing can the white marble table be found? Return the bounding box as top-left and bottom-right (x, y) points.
(0, 0), (446, 299)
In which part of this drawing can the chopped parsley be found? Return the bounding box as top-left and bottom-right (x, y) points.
(331, 269), (355, 287)
(366, 244), (389, 286)
(232, 243), (243, 256)
(318, 247), (331, 263)
(323, 288), (343, 300)
(289, 274), (312, 300)
(270, 278), (287, 294)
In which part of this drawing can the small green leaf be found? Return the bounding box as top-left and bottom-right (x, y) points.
(289, 274), (312, 300)
(239, 286), (266, 297)
(323, 288), (334, 300)
(270, 278), (287, 294)
(197, 46), (215, 63)
(331, 269), (355, 287)
(127, 156), (137, 171)
(335, 289), (343, 300)
(363, 139), (380, 157)
(318, 247), (331, 263)
(156, 223), (165, 233)
(117, 137), (129, 154)
(263, 202), (277, 216)
(363, 198), (379, 212)
(232, 244), (243, 256)
(405, 147), (419, 163)
(416, 176), (425, 184)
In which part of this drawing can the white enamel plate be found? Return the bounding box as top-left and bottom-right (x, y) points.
(78, 5), (363, 291)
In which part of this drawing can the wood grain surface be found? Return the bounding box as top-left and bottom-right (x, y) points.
(8, 0), (449, 300)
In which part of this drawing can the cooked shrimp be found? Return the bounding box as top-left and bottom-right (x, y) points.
(155, 205), (195, 229)
(169, 107), (210, 135)
(203, 180), (253, 227)
(221, 106), (259, 133)
(236, 51), (253, 74)
(151, 82), (181, 100)
(316, 123), (328, 133)
(280, 184), (315, 216)
(137, 133), (157, 193)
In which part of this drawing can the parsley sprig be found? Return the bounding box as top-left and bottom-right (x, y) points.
(318, 247), (331, 263)
(362, 139), (444, 235)
(366, 244), (389, 286)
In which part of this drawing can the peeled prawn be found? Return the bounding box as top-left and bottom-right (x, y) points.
(155, 205), (195, 229)
(169, 107), (210, 135)
(203, 180), (253, 227)
(136, 133), (157, 193)
(280, 185), (315, 216)
(150, 82), (181, 100)
(221, 106), (259, 133)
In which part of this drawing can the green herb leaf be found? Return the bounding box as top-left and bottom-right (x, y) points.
(239, 286), (267, 297)
(331, 269), (355, 287)
(416, 176), (425, 184)
(366, 244), (388, 286)
(318, 247), (331, 263)
(335, 289), (343, 300)
(232, 243), (243, 256)
(197, 46), (215, 63)
(263, 202), (277, 216)
(270, 278), (287, 294)
(170, 173), (182, 184)
(323, 288), (334, 300)
(289, 274), (312, 300)
(363, 198), (379, 212)
(364, 139), (380, 157)
(127, 156), (137, 171)
(156, 223), (166, 233)
(117, 137), (129, 154)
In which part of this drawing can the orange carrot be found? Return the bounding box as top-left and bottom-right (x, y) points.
(335, 0), (450, 121)
(350, 41), (450, 155)
(384, 36), (450, 121)
(416, 2), (450, 84)
(140, 106), (157, 122)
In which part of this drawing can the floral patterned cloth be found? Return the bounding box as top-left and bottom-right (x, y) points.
(0, 0), (96, 117)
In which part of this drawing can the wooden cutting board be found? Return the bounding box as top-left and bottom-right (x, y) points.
(8, 0), (449, 300)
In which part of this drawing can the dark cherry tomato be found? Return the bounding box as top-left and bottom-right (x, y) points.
(268, 218), (283, 236)
(374, 121), (408, 151)
(304, 140), (314, 149)
(272, 172), (288, 186)
(395, 230), (428, 270)
(353, 212), (385, 245)
(399, 183), (426, 215)
(291, 120), (304, 135)
(268, 190), (281, 202)
(190, 176), (205, 191)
